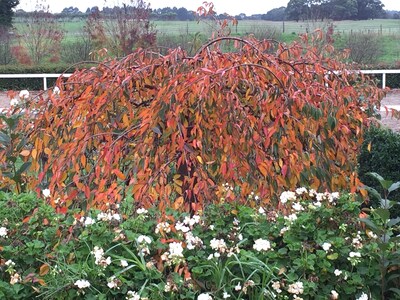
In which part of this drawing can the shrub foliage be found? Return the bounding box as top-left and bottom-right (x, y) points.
(358, 125), (400, 213)
(10, 32), (384, 211)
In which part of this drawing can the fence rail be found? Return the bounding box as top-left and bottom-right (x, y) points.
(0, 73), (72, 90)
(0, 70), (398, 90)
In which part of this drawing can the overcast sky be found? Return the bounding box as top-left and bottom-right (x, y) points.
(17, 0), (400, 15)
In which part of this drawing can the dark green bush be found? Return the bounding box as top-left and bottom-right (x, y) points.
(0, 64), (87, 90)
(358, 125), (400, 215)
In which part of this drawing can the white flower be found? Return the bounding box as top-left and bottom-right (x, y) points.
(107, 276), (119, 289)
(295, 187), (307, 195)
(112, 214), (121, 221)
(223, 292), (231, 298)
(334, 269), (342, 276)
(42, 188), (51, 198)
(284, 213), (298, 223)
(185, 231), (203, 250)
(271, 281), (282, 293)
(280, 226), (290, 235)
(53, 86), (60, 95)
(10, 98), (19, 106)
(169, 242), (184, 257)
(258, 207), (266, 214)
(183, 215), (201, 226)
(91, 246), (111, 267)
(280, 191), (296, 204)
(10, 273), (21, 285)
(137, 235), (151, 244)
(175, 221), (190, 233)
(287, 281), (304, 295)
(209, 225), (215, 230)
(348, 251), (362, 265)
(210, 238), (227, 253)
(292, 202), (304, 211)
(366, 230), (378, 239)
(155, 222), (170, 234)
(356, 292), (369, 300)
(75, 279), (91, 289)
(83, 217), (96, 226)
(126, 290), (140, 300)
(331, 290), (339, 299)
(0, 227), (8, 238)
(5, 260), (15, 267)
(234, 282), (242, 291)
(19, 90), (29, 99)
(253, 238), (272, 252)
(136, 208), (148, 214)
(207, 254), (214, 260)
(322, 242), (332, 251)
(198, 293), (213, 300)
(349, 251), (361, 258)
(120, 259), (128, 267)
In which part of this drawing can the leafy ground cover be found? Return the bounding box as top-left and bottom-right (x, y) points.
(0, 188), (398, 299)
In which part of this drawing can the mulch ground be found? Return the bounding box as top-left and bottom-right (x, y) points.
(1, 89), (399, 131)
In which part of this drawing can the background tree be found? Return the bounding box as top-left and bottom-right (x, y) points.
(12, 4), (64, 64)
(0, 0), (19, 28)
(85, 0), (156, 57)
(262, 7), (286, 21)
(286, 0), (384, 21)
(356, 0), (385, 19)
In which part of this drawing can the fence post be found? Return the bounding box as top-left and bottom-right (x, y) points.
(382, 73), (386, 89)
(43, 77), (47, 90)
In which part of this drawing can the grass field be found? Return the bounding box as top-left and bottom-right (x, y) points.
(11, 18), (400, 65)
(13, 18), (400, 36)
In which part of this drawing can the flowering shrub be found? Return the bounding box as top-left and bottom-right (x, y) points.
(0, 189), (398, 299)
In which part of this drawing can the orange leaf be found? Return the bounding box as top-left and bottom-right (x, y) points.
(172, 197), (184, 210)
(39, 264), (50, 276)
(20, 150), (30, 157)
(113, 169), (126, 180)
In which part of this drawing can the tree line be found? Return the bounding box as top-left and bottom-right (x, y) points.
(285, 0), (386, 21)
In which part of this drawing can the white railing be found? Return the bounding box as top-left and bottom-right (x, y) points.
(0, 73), (72, 90)
(0, 70), (398, 90)
(359, 70), (400, 89)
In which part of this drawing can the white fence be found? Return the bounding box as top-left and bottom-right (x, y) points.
(0, 73), (72, 90)
(358, 70), (400, 89)
(0, 70), (398, 90)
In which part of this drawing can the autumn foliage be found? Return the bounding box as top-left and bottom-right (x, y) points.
(8, 30), (384, 211)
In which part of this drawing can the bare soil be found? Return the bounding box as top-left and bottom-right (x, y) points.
(0, 90), (399, 131)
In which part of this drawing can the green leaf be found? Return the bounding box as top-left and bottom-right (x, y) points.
(367, 172), (393, 189)
(359, 217), (378, 231)
(388, 288), (400, 295)
(327, 115), (336, 130)
(363, 185), (381, 201)
(388, 181), (400, 193)
(0, 132), (10, 145)
(367, 172), (384, 182)
(327, 253), (338, 260)
(16, 162), (32, 176)
(374, 208), (390, 221)
(387, 217), (400, 227)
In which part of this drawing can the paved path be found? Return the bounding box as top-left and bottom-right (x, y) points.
(1, 89), (400, 131)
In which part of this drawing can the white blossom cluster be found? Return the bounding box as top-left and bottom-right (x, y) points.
(137, 235), (152, 256)
(161, 242), (185, 265)
(91, 246), (111, 268)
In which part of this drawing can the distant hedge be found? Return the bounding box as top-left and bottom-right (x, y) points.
(358, 125), (400, 216)
(0, 64), (89, 90)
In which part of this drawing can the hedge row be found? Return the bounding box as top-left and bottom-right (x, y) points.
(358, 125), (400, 217)
(0, 64), (89, 90)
